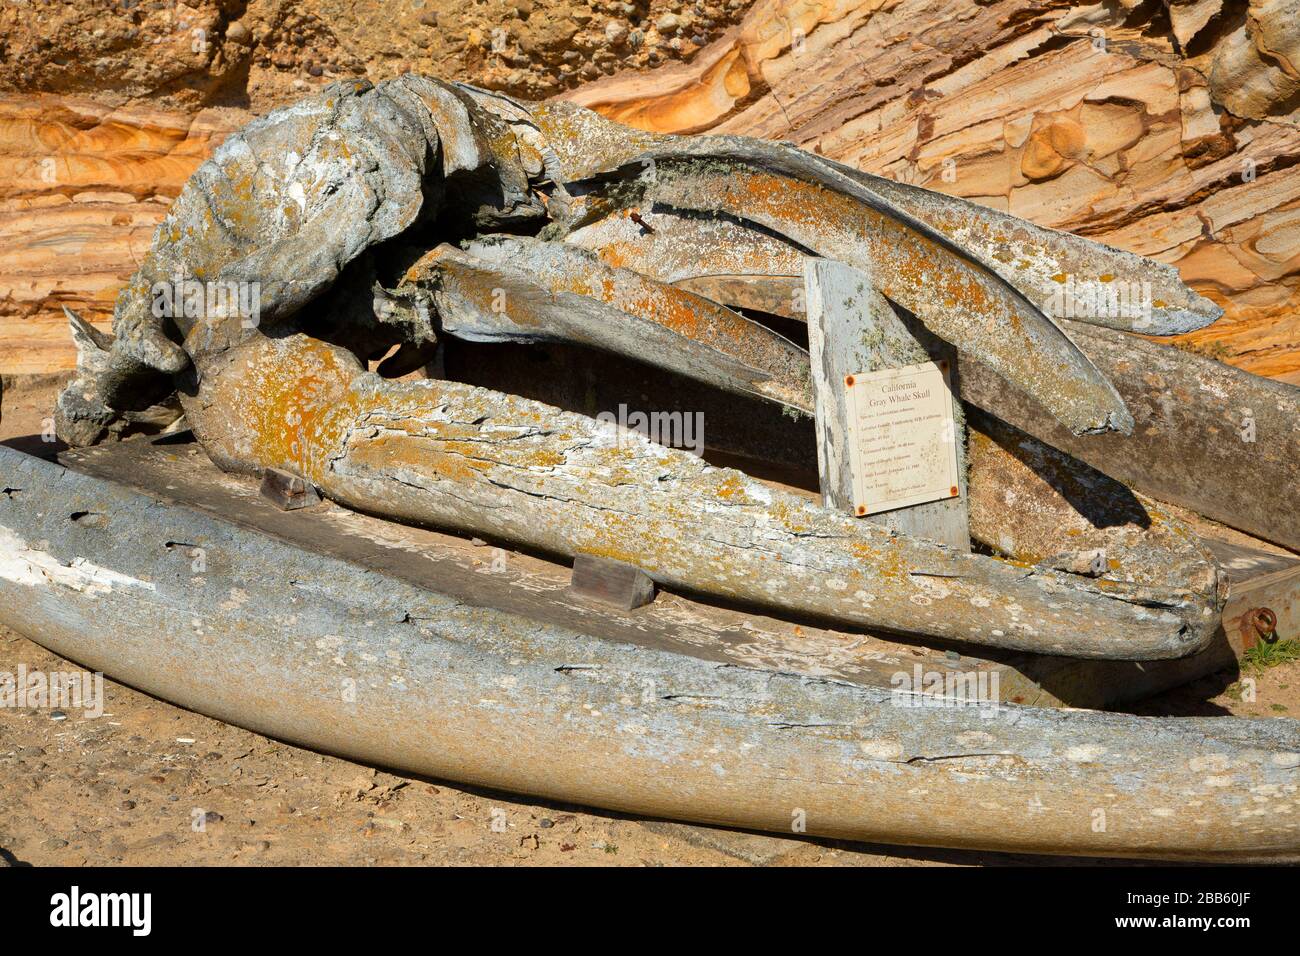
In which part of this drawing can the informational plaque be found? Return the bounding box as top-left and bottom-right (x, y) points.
(844, 359), (960, 517)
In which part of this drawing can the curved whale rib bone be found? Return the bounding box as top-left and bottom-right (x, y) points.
(184, 333), (1216, 662)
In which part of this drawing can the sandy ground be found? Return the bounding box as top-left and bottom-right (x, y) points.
(3, 374), (1299, 867)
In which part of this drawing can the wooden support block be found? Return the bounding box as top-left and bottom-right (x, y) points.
(259, 467), (320, 511)
(805, 259), (970, 550)
(570, 553), (656, 610)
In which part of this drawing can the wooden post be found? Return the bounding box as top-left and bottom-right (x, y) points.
(805, 258), (970, 550)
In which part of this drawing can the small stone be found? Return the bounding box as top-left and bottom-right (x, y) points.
(307, 63), (324, 78)
(42, 837), (69, 851)
(539, 818), (555, 829)
(419, 11), (438, 26)
(605, 21), (628, 45)
(50, 710), (67, 721)
(656, 13), (680, 33)
(203, 811), (223, 825)
(119, 800), (136, 811)
(226, 21), (252, 45)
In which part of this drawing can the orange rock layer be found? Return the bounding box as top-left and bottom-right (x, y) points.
(0, 93), (245, 374)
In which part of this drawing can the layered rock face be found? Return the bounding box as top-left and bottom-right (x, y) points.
(1, 0), (1297, 382)
(563, 0), (1300, 383)
(0, 95), (245, 373)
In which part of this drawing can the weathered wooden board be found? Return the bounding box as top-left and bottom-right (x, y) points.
(805, 258), (969, 549)
(2, 438), (1299, 861)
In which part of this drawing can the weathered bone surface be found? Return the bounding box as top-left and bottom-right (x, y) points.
(384, 236), (810, 412)
(564, 149), (1136, 436)
(53, 74), (546, 443)
(51, 74), (1252, 662)
(964, 322), (1300, 553)
(179, 333), (1216, 661)
(440, 333), (1226, 629)
(966, 409), (1224, 608)
(3, 444), (1298, 862)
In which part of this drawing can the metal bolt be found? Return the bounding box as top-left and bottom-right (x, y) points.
(629, 211), (655, 234)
